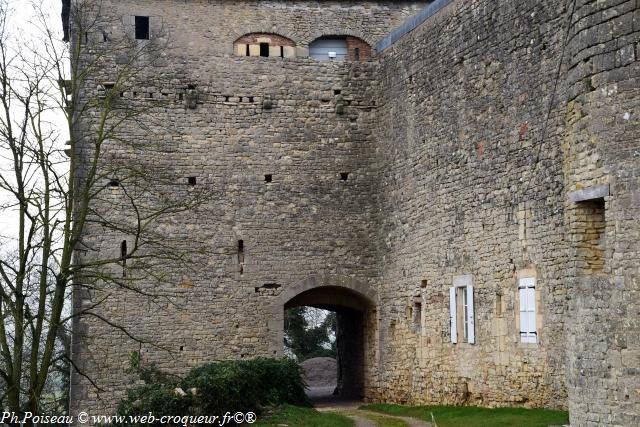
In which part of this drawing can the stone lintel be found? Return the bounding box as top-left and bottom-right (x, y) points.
(569, 184), (610, 203)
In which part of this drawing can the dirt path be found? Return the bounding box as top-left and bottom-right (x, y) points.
(347, 414), (378, 427)
(316, 403), (432, 427)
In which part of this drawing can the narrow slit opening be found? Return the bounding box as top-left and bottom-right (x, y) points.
(238, 240), (244, 275)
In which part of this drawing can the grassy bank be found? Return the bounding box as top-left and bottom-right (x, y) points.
(361, 403), (569, 427)
(253, 405), (353, 427)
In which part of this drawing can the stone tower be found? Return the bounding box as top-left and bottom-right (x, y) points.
(68, 1), (639, 425)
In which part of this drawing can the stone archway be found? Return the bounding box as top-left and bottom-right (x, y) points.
(269, 276), (377, 399)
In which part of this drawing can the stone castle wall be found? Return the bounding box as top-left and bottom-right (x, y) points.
(69, 0), (426, 414)
(374, 0), (570, 409)
(371, 0), (639, 423)
(70, 0), (640, 423)
(563, 0), (640, 425)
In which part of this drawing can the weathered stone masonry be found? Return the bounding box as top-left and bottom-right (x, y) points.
(70, 1), (639, 425)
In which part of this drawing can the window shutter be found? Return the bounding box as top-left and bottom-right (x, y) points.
(519, 277), (537, 343)
(123, 16), (135, 39)
(466, 284), (475, 344)
(449, 287), (457, 344)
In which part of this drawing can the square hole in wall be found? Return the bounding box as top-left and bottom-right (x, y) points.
(264, 174), (273, 183)
(340, 172), (349, 181)
(187, 177), (197, 186)
(134, 16), (150, 40)
(260, 43), (269, 57)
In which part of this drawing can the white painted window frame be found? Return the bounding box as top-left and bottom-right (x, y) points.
(450, 275), (475, 344)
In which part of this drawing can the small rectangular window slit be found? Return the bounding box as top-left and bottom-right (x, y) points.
(187, 177), (197, 186)
(120, 240), (127, 277)
(340, 173), (349, 181)
(264, 174), (272, 183)
(413, 301), (422, 333)
(238, 240), (244, 275)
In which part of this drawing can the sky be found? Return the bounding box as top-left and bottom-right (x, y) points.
(0, 0), (67, 235)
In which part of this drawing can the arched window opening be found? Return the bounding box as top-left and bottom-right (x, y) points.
(309, 36), (372, 62)
(234, 33), (296, 58)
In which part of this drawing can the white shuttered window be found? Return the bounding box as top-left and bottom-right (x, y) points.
(519, 277), (537, 343)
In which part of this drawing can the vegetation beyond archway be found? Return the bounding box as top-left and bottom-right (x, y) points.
(284, 307), (336, 362)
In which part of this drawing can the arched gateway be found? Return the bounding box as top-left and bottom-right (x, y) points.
(269, 276), (377, 398)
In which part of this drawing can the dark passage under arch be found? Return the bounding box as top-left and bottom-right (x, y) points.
(285, 286), (373, 399)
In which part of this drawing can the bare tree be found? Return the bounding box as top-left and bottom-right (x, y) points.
(0, 0), (205, 417)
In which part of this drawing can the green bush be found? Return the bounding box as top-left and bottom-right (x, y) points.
(115, 357), (309, 424)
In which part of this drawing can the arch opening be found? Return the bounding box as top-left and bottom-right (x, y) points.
(309, 36), (372, 62)
(234, 33), (296, 58)
(283, 286), (374, 401)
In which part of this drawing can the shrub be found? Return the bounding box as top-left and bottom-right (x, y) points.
(115, 357), (309, 425)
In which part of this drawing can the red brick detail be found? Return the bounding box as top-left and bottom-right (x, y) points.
(234, 33), (295, 47)
(519, 122), (529, 141)
(345, 36), (372, 61)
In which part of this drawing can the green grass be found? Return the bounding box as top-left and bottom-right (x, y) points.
(360, 403), (569, 427)
(253, 405), (354, 427)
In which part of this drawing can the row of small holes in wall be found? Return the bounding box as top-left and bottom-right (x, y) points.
(265, 173), (350, 182)
(108, 174), (351, 188)
(186, 174), (350, 185)
(225, 96), (255, 103)
(263, 174), (351, 183)
(102, 82), (258, 104)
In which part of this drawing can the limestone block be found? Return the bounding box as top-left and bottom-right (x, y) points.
(269, 45), (281, 57)
(283, 46), (296, 58)
(235, 43), (247, 56)
(248, 44), (260, 56)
